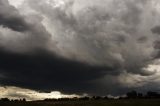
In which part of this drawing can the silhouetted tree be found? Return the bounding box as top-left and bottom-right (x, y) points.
(104, 96), (109, 99)
(92, 96), (102, 100)
(137, 93), (143, 98)
(13, 99), (19, 102)
(1, 98), (10, 102)
(126, 90), (137, 98)
(147, 91), (160, 98)
(79, 97), (90, 100)
(22, 98), (26, 102)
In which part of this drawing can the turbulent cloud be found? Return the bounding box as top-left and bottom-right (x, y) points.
(24, 0), (160, 75)
(0, 0), (52, 53)
(0, 0), (30, 32)
(0, 0), (160, 98)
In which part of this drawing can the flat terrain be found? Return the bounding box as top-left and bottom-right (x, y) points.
(1, 99), (160, 106)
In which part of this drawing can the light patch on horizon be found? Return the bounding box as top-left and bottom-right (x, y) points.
(0, 86), (80, 101)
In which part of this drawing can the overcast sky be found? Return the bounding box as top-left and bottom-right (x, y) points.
(1, 0), (160, 100)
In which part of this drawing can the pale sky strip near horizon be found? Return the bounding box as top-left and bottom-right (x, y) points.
(0, 86), (81, 101)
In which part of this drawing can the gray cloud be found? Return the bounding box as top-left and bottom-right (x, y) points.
(26, 0), (159, 75)
(0, 0), (160, 97)
(0, 0), (52, 53)
(151, 25), (160, 58)
(0, 0), (29, 32)
(151, 26), (160, 35)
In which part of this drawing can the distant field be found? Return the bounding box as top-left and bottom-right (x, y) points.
(1, 99), (160, 106)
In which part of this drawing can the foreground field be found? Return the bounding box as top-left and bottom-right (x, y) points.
(1, 99), (160, 106)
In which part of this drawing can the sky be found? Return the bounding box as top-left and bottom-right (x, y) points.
(1, 0), (160, 100)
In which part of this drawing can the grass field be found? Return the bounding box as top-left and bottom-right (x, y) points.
(1, 99), (160, 106)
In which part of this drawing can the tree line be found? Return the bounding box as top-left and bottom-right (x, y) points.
(44, 90), (160, 101)
(1, 90), (160, 102)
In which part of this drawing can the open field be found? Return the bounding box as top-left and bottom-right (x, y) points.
(1, 99), (160, 106)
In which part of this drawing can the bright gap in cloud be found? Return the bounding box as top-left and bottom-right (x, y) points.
(46, 0), (65, 8)
(8, 0), (24, 8)
(145, 65), (160, 73)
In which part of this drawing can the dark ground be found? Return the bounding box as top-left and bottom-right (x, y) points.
(1, 99), (160, 106)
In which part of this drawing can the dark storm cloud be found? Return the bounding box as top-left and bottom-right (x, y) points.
(0, 49), (110, 94)
(0, 0), (29, 32)
(151, 26), (160, 58)
(151, 26), (160, 35)
(27, 0), (156, 76)
(23, 0), (160, 95)
(1, 0), (160, 96)
(0, 15), (29, 32)
(0, 0), (108, 95)
(0, 0), (52, 53)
